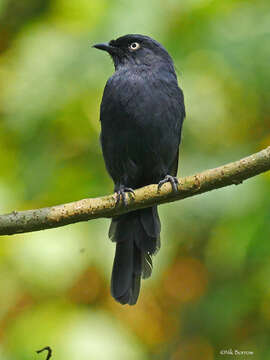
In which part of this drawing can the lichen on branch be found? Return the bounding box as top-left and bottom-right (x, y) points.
(0, 146), (269, 236)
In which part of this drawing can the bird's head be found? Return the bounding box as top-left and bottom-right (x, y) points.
(93, 34), (174, 71)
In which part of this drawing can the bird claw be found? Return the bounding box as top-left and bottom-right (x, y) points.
(158, 175), (179, 192)
(115, 187), (135, 206)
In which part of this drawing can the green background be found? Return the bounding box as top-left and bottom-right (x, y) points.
(0, 0), (270, 359)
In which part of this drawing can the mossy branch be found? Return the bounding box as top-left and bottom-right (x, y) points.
(0, 146), (270, 236)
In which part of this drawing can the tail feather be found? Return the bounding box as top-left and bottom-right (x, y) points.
(140, 207), (161, 237)
(135, 207), (160, 254)
(141, 252), (152, 279)
(111, 238), (134, 301)
(129, 244), (142, 305)
(110, 206), (160, 305)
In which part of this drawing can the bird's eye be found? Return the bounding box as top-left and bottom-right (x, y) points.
(129, 42), (140, 51)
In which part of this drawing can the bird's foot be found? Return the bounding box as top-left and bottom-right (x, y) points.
(158, 175), (179, 192)
(115, 186), (135, 206)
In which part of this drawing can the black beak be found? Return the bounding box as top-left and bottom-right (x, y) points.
(92, 42), (115, 54)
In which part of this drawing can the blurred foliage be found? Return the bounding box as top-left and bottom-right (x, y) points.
(0, 0), (270, 359)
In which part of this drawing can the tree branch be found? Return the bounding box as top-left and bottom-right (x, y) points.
(1, 147), (269, 236)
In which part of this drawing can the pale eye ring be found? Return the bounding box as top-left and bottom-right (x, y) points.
(129, 42), (140, 51)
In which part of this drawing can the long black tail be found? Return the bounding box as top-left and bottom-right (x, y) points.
(109, 206), (161, 305)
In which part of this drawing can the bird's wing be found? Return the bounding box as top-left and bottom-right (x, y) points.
(169, 148), (179, 177)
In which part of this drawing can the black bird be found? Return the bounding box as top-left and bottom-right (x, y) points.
(93, 34), (185, 305)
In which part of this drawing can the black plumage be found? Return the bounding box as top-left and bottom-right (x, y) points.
(93, 34), (185, 305)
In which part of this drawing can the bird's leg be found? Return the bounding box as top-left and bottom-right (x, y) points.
(158, 175), (179, 192)
(115, 185), (135, 206)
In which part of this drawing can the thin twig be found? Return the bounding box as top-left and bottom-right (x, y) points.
(36, 347), (52, 360)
